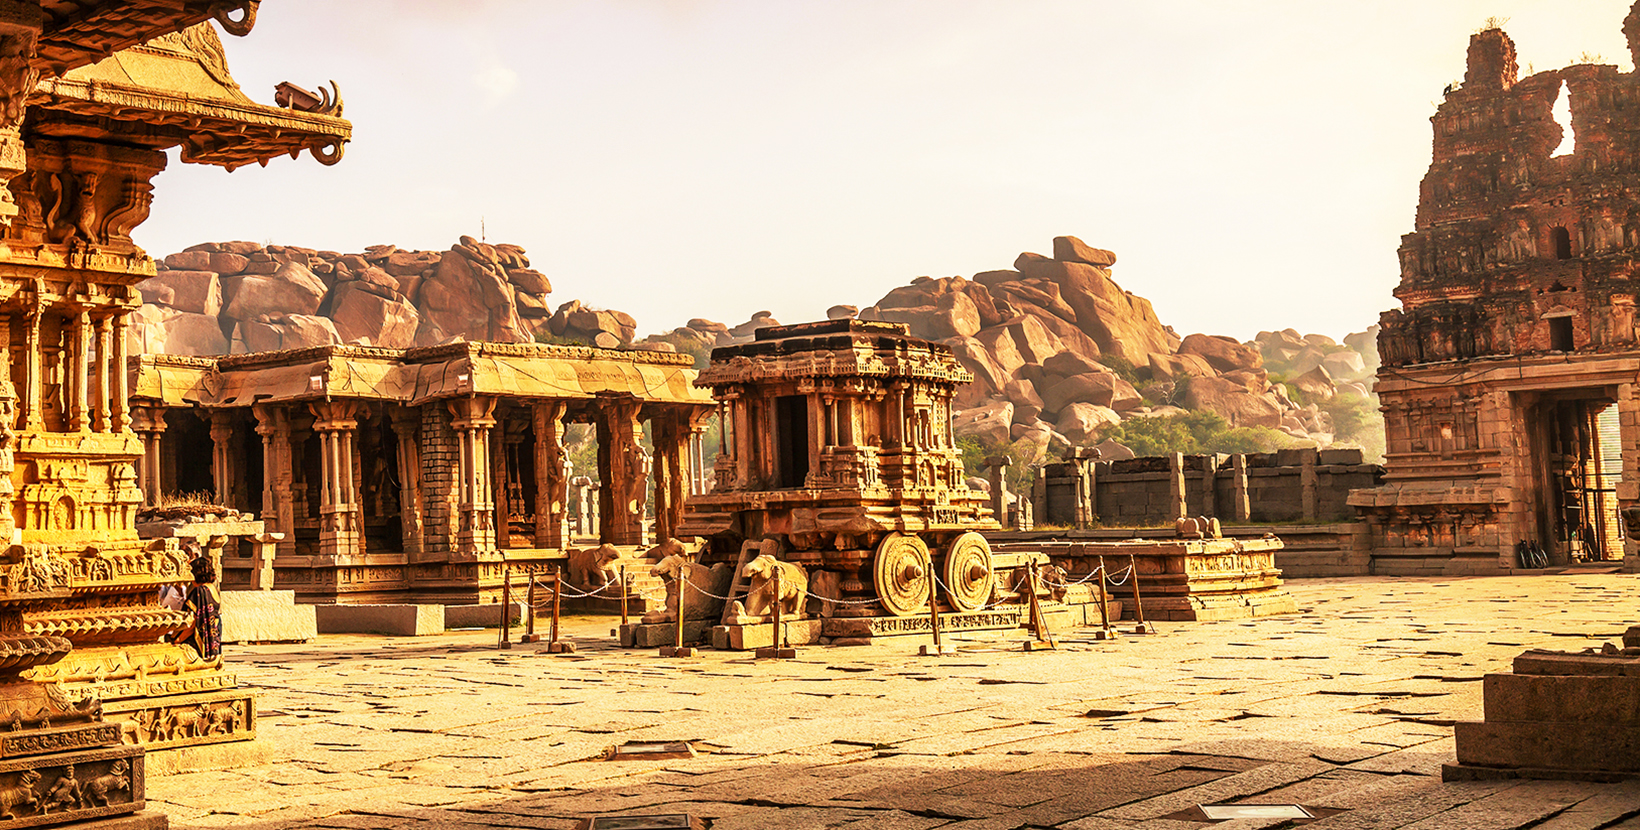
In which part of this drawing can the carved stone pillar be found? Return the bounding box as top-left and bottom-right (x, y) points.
(985, 455), (1011, 528)
(249, 532), (283, 591)
(310, 400), (361, 558)
(570, 475), (592, 536)
(92, 315), (111, 432)
(129, 404), (166, 506)
(110, 310), (129, 432)
(388, 407), (424, 557)
(0, 376), (14, 543)
(650, 408), (688, 545)
(1168, 452), (1187, 521)
(1301, 447), (1318, 521)
(532, 401), (567, 549)
(69, 310), (89, 432)
(254, 403), (296, 556)
(1231, 453), (1251, 522)
(209, 410), (236, 508)
(448, 396), (497, 555)
(596, 396), (644, 546)
(20, 302), (40, 431)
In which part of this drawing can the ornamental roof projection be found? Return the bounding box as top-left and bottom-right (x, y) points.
(34, 19), (350, 169)
(130, 342), (714, 409)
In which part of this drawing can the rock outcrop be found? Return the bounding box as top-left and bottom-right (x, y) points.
(131, 237), (574, 355)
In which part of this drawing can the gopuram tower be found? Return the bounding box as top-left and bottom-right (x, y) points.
(0, 3), (351, 826)
(1351, 4), (1640, 575)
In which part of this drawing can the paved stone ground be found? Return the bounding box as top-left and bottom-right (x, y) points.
(151, 574), (1640, 829)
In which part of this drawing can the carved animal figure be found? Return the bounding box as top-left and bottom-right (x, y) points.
(1173, 516), (1221, 540)
(565, 544), (620, 593)
(737, 554), (807, 621)
(206, 701), (243, 736)
(643, 554), (729, 624)
(163, 704), (210, 741)
(0, 769), (39, 819)
(645, 537), (686, 563)
(81, 760), (128, 808)
(39, 766), (76, 814)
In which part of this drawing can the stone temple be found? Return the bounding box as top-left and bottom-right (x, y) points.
(1351, 10), (1640, 575)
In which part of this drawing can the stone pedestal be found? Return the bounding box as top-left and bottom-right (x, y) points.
(1447, 645), (1640, 782)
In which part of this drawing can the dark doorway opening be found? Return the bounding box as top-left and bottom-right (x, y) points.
(163, 410), (213, 499)
(774, 395), (809, 489)
(1552, 226), (1573, 259)
(1549, 316), (1573, 351)
(1529, 393), (1621, 564)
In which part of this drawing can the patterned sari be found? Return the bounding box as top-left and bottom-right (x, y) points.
(182, 584), (222, 661)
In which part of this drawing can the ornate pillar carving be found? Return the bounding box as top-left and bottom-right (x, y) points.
(531, 401), (567, 549)
(0, 376), (15, 543)
(310, 400), (361, 558)
(388, 406), (424, 557)
(20, 301), (40, 431)
(649, 408), (689, 544)
(595, 395), (644, 546)
(110, 310), (129, 432)
(91, 316), (110, 432)
(0, 5), (39, 235)
(448, 396), (497, 555)
(129, 404), (166, 506)
(254, 403), (296, 557)
(209, 410), (236, 508)
(69, 310), (89, 432)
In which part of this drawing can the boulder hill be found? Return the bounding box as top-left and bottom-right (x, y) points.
(130, 234), (1378, 456)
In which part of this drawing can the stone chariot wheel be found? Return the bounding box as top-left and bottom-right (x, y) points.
(873, 532), (931, 617)
(942, 532), (995, 613)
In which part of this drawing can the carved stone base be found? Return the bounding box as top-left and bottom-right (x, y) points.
(618, 620), (714, 649)
(0, 744), (146, 828)
(103, 689), (255, 752)
(710, 619), (822, 650)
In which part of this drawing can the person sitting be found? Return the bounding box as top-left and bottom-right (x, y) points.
(175, 556), (222, 661)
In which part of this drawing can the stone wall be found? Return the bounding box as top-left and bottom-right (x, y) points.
(1041, 448), (1383, 528)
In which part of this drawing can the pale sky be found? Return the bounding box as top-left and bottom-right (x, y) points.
(139, 1), (1634, 344)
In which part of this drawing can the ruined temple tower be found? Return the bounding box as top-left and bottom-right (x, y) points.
(1350, 5), (1640, 574)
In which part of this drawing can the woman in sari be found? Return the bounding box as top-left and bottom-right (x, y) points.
(175, 555), (222, 661)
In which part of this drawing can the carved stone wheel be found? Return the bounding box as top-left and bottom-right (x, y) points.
(873, 532), (931, 617)
(942, 532), (995, 613)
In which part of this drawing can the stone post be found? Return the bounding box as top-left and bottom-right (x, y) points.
(1201, 454), (1220, 519)
(595, 396), (645, 546)
(532, 401), (568, 549)
(1168, 452), (1187, 521)
(1231, 453), (1251, 522)
(209, 410), (236, 509)
(249, 532), (283, 590)
(985, 454), (1011, 528)
(447, 396), (498, 555)
(388, 406), (425, 556)
(1301, 447), (1318, 521)
(310, 400), (362, 558)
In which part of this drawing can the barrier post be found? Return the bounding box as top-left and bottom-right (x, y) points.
(660, 567), (695, 657)
(1129, 553), (1156, 634)
(1023, 565), (1055, 651)
(499, 567), (514, 650)
(1093, 556), (1118, 641)
(919, 572), (953, 657)
(521, 573), (541, 643)
(548, 563), (576, 653)
(756, 565), (796, 659)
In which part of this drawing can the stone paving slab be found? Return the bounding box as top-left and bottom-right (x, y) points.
(147, 574), (1640, 829)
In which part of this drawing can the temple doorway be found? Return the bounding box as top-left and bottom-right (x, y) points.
(1527, 391), (1622, 563)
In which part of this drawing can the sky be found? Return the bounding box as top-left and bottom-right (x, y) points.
(138, 0), (1635, 344)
